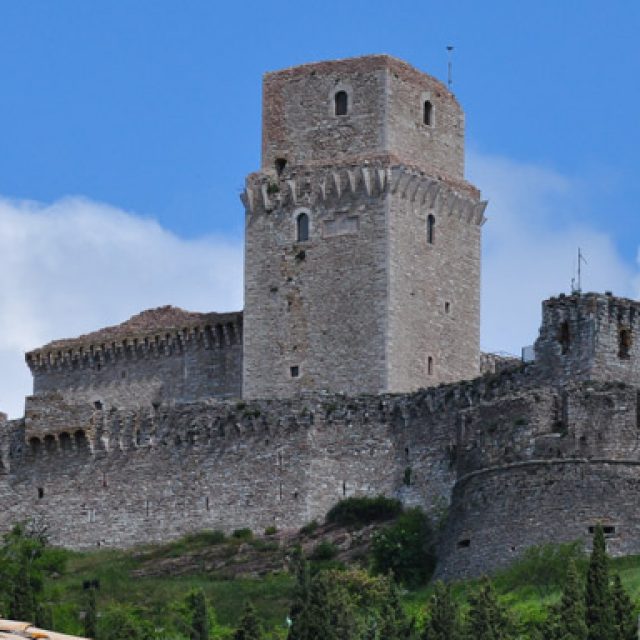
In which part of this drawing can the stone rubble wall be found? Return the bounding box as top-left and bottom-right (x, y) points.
(27, 325), (243, 409)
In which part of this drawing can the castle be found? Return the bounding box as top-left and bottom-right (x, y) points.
(0, 54), (638, 579)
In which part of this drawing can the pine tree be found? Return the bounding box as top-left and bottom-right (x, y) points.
(84, 587), (98, 639)
(234, 601), (263, 640)
(548, 559), (587, 640)
(185, 589), (209, 640)
(585, 525), (615, 640)
(306, 572), (356, 640)
(287, 549), (312, 640)
(464, 577), (511, 640)
(423, 580), (459, 640)
(378, 577), (415, 639)
(611, 574), (636, 640)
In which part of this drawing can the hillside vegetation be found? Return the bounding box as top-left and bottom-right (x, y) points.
(0, 499), (638, 639)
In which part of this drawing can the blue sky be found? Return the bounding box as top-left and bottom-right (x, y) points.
(0, 1), (639, 416)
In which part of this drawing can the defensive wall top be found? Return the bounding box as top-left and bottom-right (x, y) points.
(534, 291), (640, 386)
(25, 306), (243, 370)
(261, 54), (467, 181)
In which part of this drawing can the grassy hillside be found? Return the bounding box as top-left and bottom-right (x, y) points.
(35, 526), (640, 638)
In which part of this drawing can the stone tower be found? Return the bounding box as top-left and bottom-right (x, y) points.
(242, 55), (486, 399)
(534, 292), (640, 386)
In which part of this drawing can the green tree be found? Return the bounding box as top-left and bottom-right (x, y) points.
(306, 571), (357, 640)
(371, 508), (436, 587)
(234, 601), (263, 640)
(97, 604), (154, 640)
(464, 577), (512, 640)
(611, 574), (636, 640)
(185, 588), (209, 640)
(378, 578), (415, 639)
(84, 587), (98, 639)
(287, 549), (312, 640)
(0, 522), (64, 623)
(423, 580), (460, 640)
(585, 525), (615, 640)
(546, 559), (587, 640)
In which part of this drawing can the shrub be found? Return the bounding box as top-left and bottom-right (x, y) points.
(371, 507), (436, 587)
(496, 541), (586, 596)
(300, 520), (319, 536)
(326, 496), (402, 527)
(97, 604), (154, 640)
(232, 528), (253, 541)
(310, 541), (338, 562)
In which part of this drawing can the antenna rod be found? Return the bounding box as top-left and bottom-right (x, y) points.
(447, 45), (454, 90)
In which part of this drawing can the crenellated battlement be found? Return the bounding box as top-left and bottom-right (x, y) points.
(25, 308), (243, 405)
(26, 309), (243, 372)
(534, 292), (640, 386)
(242, 161), (485, 224)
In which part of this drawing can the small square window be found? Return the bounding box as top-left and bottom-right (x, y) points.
(290, 366), (300, 378)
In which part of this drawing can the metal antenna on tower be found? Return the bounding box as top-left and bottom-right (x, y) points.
(571, 247), (587, 294)
(447, 45), (454, 90)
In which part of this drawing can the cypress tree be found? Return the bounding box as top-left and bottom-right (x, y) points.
(550, 559), (587, 640)
(186, 588), (209, 640)
(585, 525), (614, 640)
(423, 580), (460, 640)
(287, 549), (312, 640)
(234, 601), (263, 640)
(84, 587), (98, 639)
(464, 577), (511, 640)
(611, 574), (636, 640)
(378, 577), (415, 639)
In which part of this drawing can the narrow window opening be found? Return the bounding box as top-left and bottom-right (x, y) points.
(427, 214), (435, 245)
(428, 356), (434, 376)
(37, 487), (44, 499)
(589, 525), (616, 536)
(296, 213), (309, 242)
(93, 400), (102, 410)
(423, 100), (433, 126)
(559, 321), (570, 355)
(342, 481), (347, 496)
(405, 446), (410, 460)
(445, 301), (451, 314)
(619, 328), (632, 359)
(205, 496), (210, 511)
(290, 365), (300, 378)
(335, 90), (348, 116)
(121, 371), (126, 379)
(275, 158), (287, 176)
(457, 538), (471, 548)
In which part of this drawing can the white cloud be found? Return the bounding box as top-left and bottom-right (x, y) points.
(0, 196), (243, 418)
(470, 150), (637, 357)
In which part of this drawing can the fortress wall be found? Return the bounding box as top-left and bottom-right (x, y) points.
(0, 390), (462, 549)
(437, 382), (640, 579)
(387, 179), (482, 392)
(29, 338), (242, 407)
(439, 461), (640, 580)
(243, 166), (389, 399)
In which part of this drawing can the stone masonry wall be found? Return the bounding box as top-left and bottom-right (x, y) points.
(534, 293), (640, 386)
(0, 389), (464, 549)
(387, 170), (483, 391)
(438, 381), (640, 579)
(261, 55), (466, 180)
(243, 163), (389, 398)
(27, 315), (243, 410)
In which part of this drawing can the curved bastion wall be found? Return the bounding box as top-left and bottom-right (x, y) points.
(437, 381), (640, 579)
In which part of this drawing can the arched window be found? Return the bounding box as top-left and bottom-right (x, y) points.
(335, 90), (348, 116)
(427, 214), (435, 244)
(296, 212), (309, 242)
(423, 100), (433, 126)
